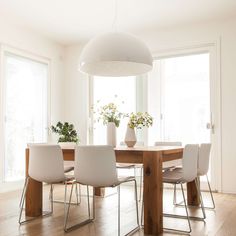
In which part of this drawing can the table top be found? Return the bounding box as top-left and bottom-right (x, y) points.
(26, 144), (183, 154)
(114, 145), (183, 152)
(60, 145), (183, 155)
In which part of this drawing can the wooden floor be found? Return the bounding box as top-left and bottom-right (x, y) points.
(1, 184), (236, 236)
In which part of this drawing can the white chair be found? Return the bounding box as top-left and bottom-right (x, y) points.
(64, 145), (140, 236)
(22, 143), (81, 205)
(198, 143), (215, 209)
(117, 141), (144, 200)
(163, 144), (206, 234)
(173, 143), (215, 210)
(154, 141), (182, 171)
(19, 144), (73, 224)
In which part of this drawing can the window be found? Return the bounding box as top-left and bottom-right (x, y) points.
(3, 52), (48, 182)
(91, 76), (136, 145)
(148, 53), (210, 145)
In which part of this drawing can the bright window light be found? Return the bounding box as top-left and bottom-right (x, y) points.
(92, 76), (136, 145)
(4, 53), (48, 182)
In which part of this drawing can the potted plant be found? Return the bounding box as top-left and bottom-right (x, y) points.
(125, 112), (153, 147)
(51, 122), (79, 145)
(93, 102), (127, 147)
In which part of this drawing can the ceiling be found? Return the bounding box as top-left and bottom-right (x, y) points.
(0, 0), (236, 45)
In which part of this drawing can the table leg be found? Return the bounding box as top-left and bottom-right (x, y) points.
(94, 187), (105, 197)
(187, 179), (200, 206)
(143, 151), (163, 235)
(25, 149), (42, 217)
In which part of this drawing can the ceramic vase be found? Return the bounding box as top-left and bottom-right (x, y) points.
(124, 125), (137, 147)
(107, 122), (116, 147)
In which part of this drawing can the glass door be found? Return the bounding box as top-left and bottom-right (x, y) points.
(3, 52), (48, 182)
(160, 53), (210, 144)
(148, 52), (216, 189)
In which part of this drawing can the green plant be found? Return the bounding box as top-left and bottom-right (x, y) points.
(128, 112), (153, 129)
(51, 122), (79, 143)
(93, 102), (127, 128)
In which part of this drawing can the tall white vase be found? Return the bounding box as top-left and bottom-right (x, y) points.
(107, 122), (117, 147)
(124, 125), (137, 147)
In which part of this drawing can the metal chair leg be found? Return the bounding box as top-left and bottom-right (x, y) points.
(65, 181), (139, 235)
(19, 177), (54, 225)
(134, 179), (140, 228)
(50, 184), (54, 213)
(92, 187), (95, 220)
(164, 183), (192, 234)
(171, 179), (206, 221)
(18, 177), (29, 224)
(64, 181), (72, 230)
(118, 185), (121, 236)
(205, 175), (216, 209)
(64, 184), (95, 232)
(75, 183), (82, 204)
(138, 166), (143, 202)
(19, 178), (28, 208)
(195, 178), (206, 220)
(173, 184), (177, 205)
(87, 185), (91, 218)
(119, 180), (140, 236)
(181, 183), (192, 233)
(50, 183), (81, 205)
(173, 176), (215, 211)
(141, 199), (144, 227)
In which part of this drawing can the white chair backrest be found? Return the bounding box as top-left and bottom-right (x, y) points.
(182, 144), (199, 182)
(154, 141), (182, 146)
(198, 143), (211, 176)
(74, 145), (119, 187)
(120, 141), (144, 146)
(28, 144), (65, 183)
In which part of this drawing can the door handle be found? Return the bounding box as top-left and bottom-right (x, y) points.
(206, 122), (215, 134)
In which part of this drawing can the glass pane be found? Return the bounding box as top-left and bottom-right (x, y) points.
(162, 53), (210, 144)
(4, 53), (48, 182)
(92, 76), (136, 145)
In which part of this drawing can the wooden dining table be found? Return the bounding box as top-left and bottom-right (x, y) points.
(25, 145), (200, 235)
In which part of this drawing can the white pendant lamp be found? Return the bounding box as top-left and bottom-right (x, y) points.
(78, 32), (153, 77)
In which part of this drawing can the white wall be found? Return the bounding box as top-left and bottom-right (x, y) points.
(64, 17), (236, 194)
(64, 45), (89, 144)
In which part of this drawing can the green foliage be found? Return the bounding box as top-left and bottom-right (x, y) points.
(51, 122), (79, 143)
(128, 112), (153, 129)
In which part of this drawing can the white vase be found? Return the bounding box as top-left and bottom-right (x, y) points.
(58, 142), (76, 149)
(124, 125), (137, 147)
(107, 122), (117, 147)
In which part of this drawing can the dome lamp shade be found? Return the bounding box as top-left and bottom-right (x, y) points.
(78, 32), (153, 77)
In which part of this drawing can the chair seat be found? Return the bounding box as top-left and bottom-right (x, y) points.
(172, 167), (182, 172)
(117, 176), (135, 184)
(109, 176), (136, 187)
(75, 176), (135, 188)
(116, 163), (142, 168)
(163, 169), (184, 183)
(36, 174), (74, 184)
(64, 166), (74, 173)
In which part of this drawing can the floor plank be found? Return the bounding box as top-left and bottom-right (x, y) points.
(1, 185), (236, 236)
